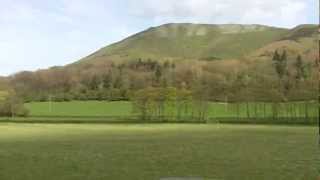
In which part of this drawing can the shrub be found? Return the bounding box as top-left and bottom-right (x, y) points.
(0, 96), (29, 117)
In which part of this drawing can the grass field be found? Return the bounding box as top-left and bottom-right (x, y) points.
(25, 101), (319, 118)
(25, 101), (133, 117)
(0, 90), (8, 101)
(0, 124), (318, 180)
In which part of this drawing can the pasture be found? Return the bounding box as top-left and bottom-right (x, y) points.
(0, 90), (8, 101)
(0, 124), (318, 180)
(25, 101), (132, 117)
(25, 101), (319, 118)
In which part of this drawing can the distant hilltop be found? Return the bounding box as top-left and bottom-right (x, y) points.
(72, 23), (317, 67)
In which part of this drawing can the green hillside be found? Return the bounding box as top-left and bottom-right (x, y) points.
(76, 23), (290, 65)
(282, 24), (318, 41)
(249, 24), (318, 60)
(9, 23), (318, 104)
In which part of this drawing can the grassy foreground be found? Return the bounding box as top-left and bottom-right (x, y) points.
(0, 124), (318, 180)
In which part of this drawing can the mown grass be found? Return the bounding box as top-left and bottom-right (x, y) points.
(25, 101), (132, 117)
(0, 90), (8, 101)
(0, 124), (318, 180)
(25, 101), (319, 118)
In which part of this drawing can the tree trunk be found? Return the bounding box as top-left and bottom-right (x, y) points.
(263, 102), (266, 118)
(246, 102), (250, 119)
(304, 102), (309, 120)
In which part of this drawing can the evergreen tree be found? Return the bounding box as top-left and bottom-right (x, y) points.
(103, 73), (112, 89)
(272, 50), (280, 62)
(273, 50), (288, 79)
(294, 55), (304, 82)
(155, 65), (162, 83)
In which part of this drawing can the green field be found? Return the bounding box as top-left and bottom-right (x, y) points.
(0, 90), (8, 101)
(25, 101), (133, 117)
(0, 124), (318, 180)
(25, 101), (319, 119)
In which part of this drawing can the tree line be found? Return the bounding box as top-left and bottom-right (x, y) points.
(132, 86), (209, 122)
(2, 50), (319, 119)
(10, 53), (318, 102)
(0, 78), (29, 117)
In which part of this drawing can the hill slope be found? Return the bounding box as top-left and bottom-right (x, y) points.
(75, 23), (292, 65)
(250, 24), (318, 60)
(9, 24), (318, 103)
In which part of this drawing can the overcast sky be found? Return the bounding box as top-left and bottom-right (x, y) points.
(0, 0), (318, 76)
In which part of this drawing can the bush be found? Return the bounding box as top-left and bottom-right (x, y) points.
(0, 96), (29, 117)
(52, 93), (73, 102)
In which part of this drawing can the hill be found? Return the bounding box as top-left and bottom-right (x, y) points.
(74, 23), (292, 66)
(249, 24), (318, 60)
(9, 23), (319, 103)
